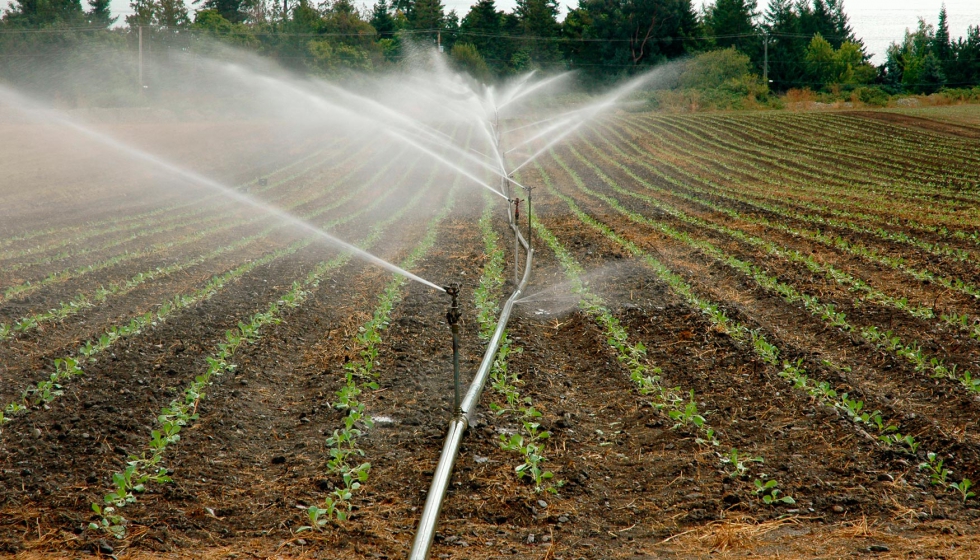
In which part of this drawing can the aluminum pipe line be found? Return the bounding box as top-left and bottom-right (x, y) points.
(409, 240), (534, 559)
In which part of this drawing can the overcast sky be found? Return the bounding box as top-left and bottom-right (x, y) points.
(4, 0), (979, 64)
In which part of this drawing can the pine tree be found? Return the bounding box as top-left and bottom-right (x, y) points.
(827, 0), (857, 45)
(705, 0), (760, 63)
(370, 0), (396, 39)
(933, 5), (952, 70)
(157, 0), (189, 29)
(763, 0), (803, 89)
(513, 0), (560, 65)
(950, 26), (980, 86)
(196, 0), (250, 24)
(919, 51), (945, 93)
(87, 0), (117, 27)
(408, 0), (444, 43)
(127, 0), (158, 28)
(3, 0), (85, 27)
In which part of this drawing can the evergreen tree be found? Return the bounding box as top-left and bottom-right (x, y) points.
(408, 0), (444, 43)
(763, 0), (803, 89)
(881, 42), (903, 93)
(157, 0), (189, 29)
(460, 0), (504, 69)
(802, 0), (834, 44)
(563, 0), (700, 81)
(370, 0), (396, 39)
(933, 4), (953, 79)
(934, 5), (951, 60)
(919, 51), (945, 93)
(87, 0), (117, 27)
(442, 9), (458, 50)
(3, 0), (86, 27)
(949, 26), (980, 86)
(705, 0), (760, 62)
(827, 0), (857, 46)
(127, 0), (158, 28)
(513, 0), (560, 66)
(196, 0), (250, 24)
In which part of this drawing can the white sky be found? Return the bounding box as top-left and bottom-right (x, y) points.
(2, 0), (978, 64)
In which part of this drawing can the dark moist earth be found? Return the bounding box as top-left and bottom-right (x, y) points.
(2, 113), (980, 559)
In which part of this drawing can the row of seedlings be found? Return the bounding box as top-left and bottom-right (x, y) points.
(302, 169), (462, 528)
(532, 153), (976, 506)
(653, 115), (980, 263)
(570, 134), (980, 387)
(0, 147), (416, 426)
(0, 143), (404, 340)
(519, 168), (798, 506)
(619, 116), (980, 238)
(0, 137), (379, 304)
(91, 151), (450, 537)
(0, 134), (353, 258)
(640, 114), (979, 218)
(471, 196), (559, 493)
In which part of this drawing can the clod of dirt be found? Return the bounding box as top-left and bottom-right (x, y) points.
(271, 455), (286, 465)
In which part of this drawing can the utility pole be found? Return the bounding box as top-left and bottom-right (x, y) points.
(138, 26), (144, 97)
(437, 31), (442, 53)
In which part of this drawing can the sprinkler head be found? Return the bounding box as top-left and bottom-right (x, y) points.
(444, 282), (461, 327)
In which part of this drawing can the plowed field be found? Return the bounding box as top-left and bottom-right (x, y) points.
(2, 107), (980, 559)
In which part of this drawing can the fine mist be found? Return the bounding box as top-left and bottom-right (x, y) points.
(1, 38), (682, 292)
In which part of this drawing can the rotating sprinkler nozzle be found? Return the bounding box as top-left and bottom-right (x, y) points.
(444, 282), (462, 415)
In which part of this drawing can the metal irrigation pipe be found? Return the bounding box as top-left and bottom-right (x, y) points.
(409, 229), (533, 559)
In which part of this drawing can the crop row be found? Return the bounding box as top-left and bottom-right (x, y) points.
(0, 133), (356, 259)
(626, 116), (977, 230)
(684, 115), (977, 242)
(0, 144), (410, 341)
(531, 154), (975, 504)
(0, 139), (383, 304)
(596, 123), (980, 319)
(524, 166), (805, 506)
(306, 169), (456, 528)
(620, 116), (979, 233)
(692, 114), (980, 195)
(0, 148), (425, 427)
(554, 147), (979, 406)
(92, 152), (454, 537)
(472, 197), (559, 493)
(579, 130), (980, 343)
(0, 135), (351, 258)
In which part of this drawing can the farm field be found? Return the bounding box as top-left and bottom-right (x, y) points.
(2, 106), (980, 559)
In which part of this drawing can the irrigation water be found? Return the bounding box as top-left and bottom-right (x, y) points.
(0, 83), (446, 293)
(1, 44), (679, 558)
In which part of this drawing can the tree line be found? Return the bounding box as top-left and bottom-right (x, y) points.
(2, 0), (979, 98)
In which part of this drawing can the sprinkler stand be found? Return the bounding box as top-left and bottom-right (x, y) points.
(444, 282), (462, 414)
(512, 196), (522, 285)
(525, 186), (533, 253)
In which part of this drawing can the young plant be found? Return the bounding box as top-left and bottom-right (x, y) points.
(721, 448), (763, 478)
(754, 478), (795, 505)
(918, 452), (952, 486)
(950, 478), (975, 503)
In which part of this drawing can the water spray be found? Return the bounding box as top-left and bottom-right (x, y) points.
(0, 85), (446, 294)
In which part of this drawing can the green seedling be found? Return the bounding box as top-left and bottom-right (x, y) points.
(88, 503), (127, 539)
(918, 452), (951, 486)
(754, 478), (795, 505)
(722, 448), (763, 478)
(950, 479), (975, 502)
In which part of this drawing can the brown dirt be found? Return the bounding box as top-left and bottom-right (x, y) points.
(3, 111), (980, 559)
(849, 110), (980, 139)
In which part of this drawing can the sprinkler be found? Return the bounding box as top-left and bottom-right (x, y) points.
(443, 282), (462, 414)
(525, 185), (533, 253)
(510, 196), (522, 284)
